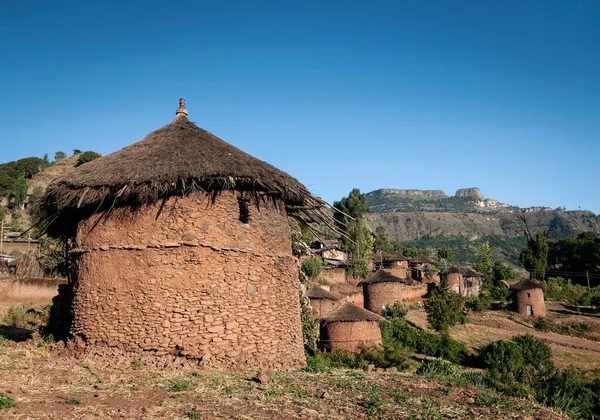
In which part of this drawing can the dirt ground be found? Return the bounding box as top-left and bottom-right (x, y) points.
(406, 303), (600, 371)
(0, 280), (576, 419)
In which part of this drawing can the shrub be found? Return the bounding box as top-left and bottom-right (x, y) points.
(326, 348), (366, 369)
(480, 339), (524, 382)
(437, 334), (468, 364)
(538, 366), (596, 419)
(512, 334), (554, 374)
(489, 286), (512, 302)
(75, 151), (101, 166)
(382, 302), (407, 319)
(0, 392), (16, 409)
(305, 354), (328, 373)
(533, 317), (550, 332)
(301, 257), (324, 279)
(185, 410), (203, 419)
(2, 305), (40, 329)
(465, 295), (492, 312)
(416, 358), (459, 379)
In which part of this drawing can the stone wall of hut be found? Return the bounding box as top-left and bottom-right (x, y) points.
(314, 268), (346, 285)
(319, 321), (382, 352)
(363, 282), (428, 314)
(65, 191), (305, 369)
(309, 298), (340, 319)
(513, 288), (547, 317)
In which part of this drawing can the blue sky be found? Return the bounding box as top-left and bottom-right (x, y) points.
(1, 0), (599, 213)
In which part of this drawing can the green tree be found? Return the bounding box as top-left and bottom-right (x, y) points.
(73, 149), (83, 155)
(521, 232), (549, 281)
(424, 277), (464, 333)
(437, 247), (452, 264)
(43, 153), (49, 165)
(373, 226), (391, 253)
(54, 151), (67, 161)
(76, 151), (101, 166)
(333, 189), (374, 278)
(29, 186), (44, 203)
(11, 176), (27, 207)
(473, 241), (494, 285)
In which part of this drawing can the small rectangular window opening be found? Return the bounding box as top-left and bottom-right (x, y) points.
(238, 199), (250, 223)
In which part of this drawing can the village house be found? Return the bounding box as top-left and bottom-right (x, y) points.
(311, 239), (348, 262)
(306, 284), (342, 319)
(313, 258), (347, 285)
(440, 266), (483, 297)
(511, 278), (547, 317)
(319, 302), (385, 353)
(409, 255), (437, 282)
(370, 251), (411, 279)
(38, 99), (331, 369)
(360, 269), (428, 314)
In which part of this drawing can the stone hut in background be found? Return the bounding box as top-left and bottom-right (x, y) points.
(440, 266), (483, 297)
(371, 251), (411, 279)
(360, 269), (428, 314)
(511, 278), (547, 317)
(307, 284), (341, 318)
(38, 99), (331, 369)
(313, 258), (347, 285)
(409, 255), (438, 282)
(319, 302), (384, 352)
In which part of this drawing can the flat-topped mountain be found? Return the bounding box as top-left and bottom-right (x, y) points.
(366, 187), (513, 214)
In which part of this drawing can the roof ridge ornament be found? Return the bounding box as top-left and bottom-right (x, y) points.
(175, 98), (188, 116)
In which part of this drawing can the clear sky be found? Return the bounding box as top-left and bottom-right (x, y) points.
(1, 0), (599, 213)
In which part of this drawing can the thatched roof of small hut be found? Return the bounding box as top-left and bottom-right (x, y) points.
(358, 269), (407, 286)
(441, 266), (483, 277)
(307, 285), (341, 301)
(38, 99), (330, 237)
(320, 302), (385, 324)
(511, 278), (545, 292)
(410, 255), (433, 264)
(371, 251), (410, 262)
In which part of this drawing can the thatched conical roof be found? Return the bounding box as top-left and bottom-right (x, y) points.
(307, 285), (341, 301)
(441, 266), (483, 277)
(358, 269), (407, 286)
(39, 99), (328, 236)
(321, 302), (385, 324)
(511, 278), (545, 292)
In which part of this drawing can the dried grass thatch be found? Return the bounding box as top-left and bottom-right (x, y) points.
(38, 101), (333, 237)
(511, 278), (545, 291)
(358, 269), (406, 286)
(320, 302), (385, 324)
(307, 285), (341, 301)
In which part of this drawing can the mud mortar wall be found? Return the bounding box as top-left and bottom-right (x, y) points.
(315, 268), (346, 285)
(309, 298), (340, 319)
(68, 192), (305, 369)
(320, 321), (382, 352)
(514, 288), (547, 317)
(363, 282), (427, 314)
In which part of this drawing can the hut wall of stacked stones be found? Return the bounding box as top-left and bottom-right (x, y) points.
(363, 282), (427, 314)
(314, 268), (346, 284)
(514, 288), (547, 317)
(320, 321), (382, 352)
(67, 191), (305, 369)
(309, 298), (339, 318)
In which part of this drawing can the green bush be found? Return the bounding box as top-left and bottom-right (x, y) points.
(480, 339), (524, 383)
(465, 295), (492, 312)
(437, 334), (468, 364)
(416, 358), (459, 379)
(326, 348), (366, 369)
(305, 354), (328, 373)
(489, 286), (512, 302)
(382, 302), (407, 319)
(512, 334), (554, 373)
(0, 392), (16, 409)
(533, 317), (550, 332)
(301, 257), (324, 279)
(538, 366), (596, 419)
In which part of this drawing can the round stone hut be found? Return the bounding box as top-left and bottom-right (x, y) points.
(307, 284), (341, 319)
(360, 269), (427, 314)
(319, 302), (384, 352)
(39, 99), (329, 369)
(511, 278), (547, 317)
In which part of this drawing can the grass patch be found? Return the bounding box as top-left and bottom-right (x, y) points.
(361, 393), (386, 418)
(0, 392), (17, 409)
(169, 378), (193, 392)
(185, 410), (202, 419)
(60, 396), (82, 405)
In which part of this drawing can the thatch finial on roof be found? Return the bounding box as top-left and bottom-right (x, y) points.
(176, 98), (188, 116)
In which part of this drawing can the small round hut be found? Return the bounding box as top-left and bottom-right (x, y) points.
(307, 284), (341, 318)
(511, 278), (547, 317)
(39, 99), (329, 369)
(440, 266), (483, 297)
(319, 302), (384, 352)
(360, 269), (427, 314)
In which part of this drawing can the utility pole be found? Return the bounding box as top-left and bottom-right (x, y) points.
(0, 219), (3, 254)
(586, 271), (591, 294)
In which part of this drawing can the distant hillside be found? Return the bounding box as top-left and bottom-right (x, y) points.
(366, 187), (600, 265)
